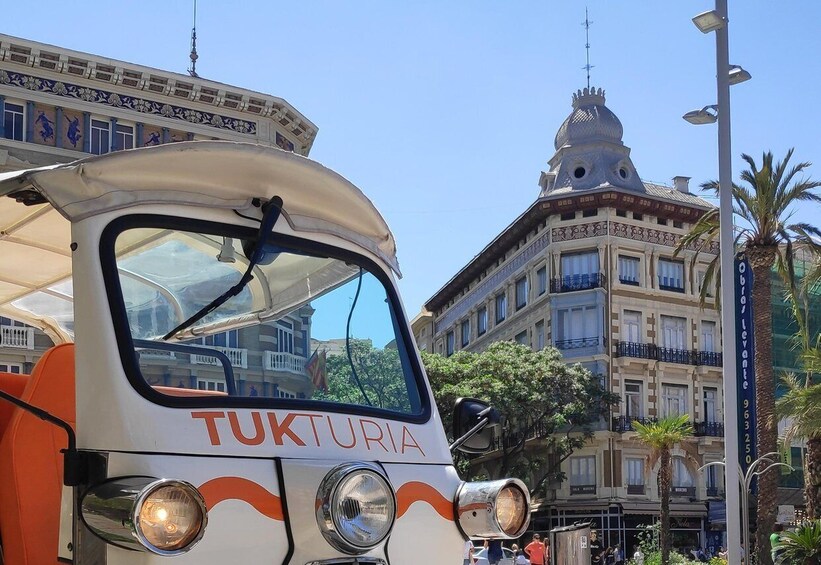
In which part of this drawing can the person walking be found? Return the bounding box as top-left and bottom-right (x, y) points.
(613, 543), (624, 565)
(485, 539), (503, 565)
(463, 539), (475, 565)
(524, 533), (546, 565)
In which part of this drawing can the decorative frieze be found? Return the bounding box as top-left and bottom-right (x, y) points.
(550, 220), (719, 255)
(551, 221), (608, 242)
(0, 70), (257, 135)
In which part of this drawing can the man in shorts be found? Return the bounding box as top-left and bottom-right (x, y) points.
(525, 533), (546, 565)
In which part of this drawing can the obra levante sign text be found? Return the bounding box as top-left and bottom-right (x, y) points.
(734, 255), (756, 472)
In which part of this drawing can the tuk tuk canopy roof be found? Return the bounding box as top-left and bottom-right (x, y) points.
(0, 142), (399, 341)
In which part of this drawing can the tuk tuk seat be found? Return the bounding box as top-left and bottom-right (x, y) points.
(0, 344), (75, 565)
(0, 371), (29, 440)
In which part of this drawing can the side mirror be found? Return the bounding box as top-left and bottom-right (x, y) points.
(451, 397), (501, 454)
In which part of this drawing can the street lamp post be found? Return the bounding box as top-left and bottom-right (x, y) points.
(683, 2), (752, 564)
(699, 453), (794, 558)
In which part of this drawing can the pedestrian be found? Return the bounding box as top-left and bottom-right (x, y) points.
(524, 533), (546, 565)
(463, 538), (474, 565)
(543, 536), (551, 565)
(771, 523), (785, 564)
(589, 530), (604, 564)
(631, 546), (644, 565)
(485, 539), (503, 565)
(613, 543), (624, 565)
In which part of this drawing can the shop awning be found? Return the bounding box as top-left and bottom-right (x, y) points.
(531, 499), (612, 513)
(621, 502), (707, 516)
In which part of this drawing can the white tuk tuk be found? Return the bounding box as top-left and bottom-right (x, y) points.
(0, 141), (529, 564)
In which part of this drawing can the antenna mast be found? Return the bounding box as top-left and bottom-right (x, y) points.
(582, 7), (593, 89)
(188, 0), (199, 77)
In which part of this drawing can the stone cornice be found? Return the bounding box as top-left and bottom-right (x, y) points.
(0, 34), (317, 150)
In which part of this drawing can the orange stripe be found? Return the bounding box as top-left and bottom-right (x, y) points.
(395, 481), (454, 521)
(199, 477), (284, 521)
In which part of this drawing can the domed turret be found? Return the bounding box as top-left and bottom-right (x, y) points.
(553, 87), (624, 150)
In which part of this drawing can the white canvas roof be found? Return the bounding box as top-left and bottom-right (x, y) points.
(0, 142), (398, 341)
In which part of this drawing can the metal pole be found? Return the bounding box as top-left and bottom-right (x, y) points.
(715, 0), (741, 563)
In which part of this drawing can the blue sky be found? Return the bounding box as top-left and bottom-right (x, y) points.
(5, 1), (821, 318)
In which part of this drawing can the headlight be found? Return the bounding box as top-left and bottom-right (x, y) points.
(455, 478), (530, 539)
(316, 463), (396, 554)
(81, 477), (207, 555)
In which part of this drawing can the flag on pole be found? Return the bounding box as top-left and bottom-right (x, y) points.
(306, 348), (328, 392)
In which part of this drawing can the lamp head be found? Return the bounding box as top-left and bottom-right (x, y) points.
(728, 65), (752, 85)
(683, 105), (719, 125)
(692, 10), (726, 33)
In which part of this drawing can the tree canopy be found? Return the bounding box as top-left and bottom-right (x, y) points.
(422, 341), (617, 496)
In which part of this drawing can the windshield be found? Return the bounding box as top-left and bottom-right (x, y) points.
(107, 220), (424, 416)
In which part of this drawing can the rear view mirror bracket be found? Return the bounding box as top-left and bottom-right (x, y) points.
(450, 397), (500, 454)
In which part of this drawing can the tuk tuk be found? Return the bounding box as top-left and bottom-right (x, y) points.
(0, 141), (529, 564)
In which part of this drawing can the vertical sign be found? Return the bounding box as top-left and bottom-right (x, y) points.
(735, 255), (756, 473)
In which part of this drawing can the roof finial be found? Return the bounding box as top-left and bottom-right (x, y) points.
(582, 7), (593, 89)
(188, 0), (199, 77)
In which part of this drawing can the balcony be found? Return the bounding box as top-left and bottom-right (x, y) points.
(612, 415), (658, 433)
(555, 337), (605, 350)
(697, 351), (723, 367)
(627, 484), (645, 495)
(619, 277), (640, 286)
(191, 346), (248, 369)
(1, 325), (34, 350)
(264, 351), (306, 374)
(694, 421), (724, 437)
(658, 277), (685, 293)
(550, 273), (606, 293)
(614, 341), (723, 367)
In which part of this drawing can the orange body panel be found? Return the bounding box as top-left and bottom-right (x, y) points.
(0, 344), (75, 565)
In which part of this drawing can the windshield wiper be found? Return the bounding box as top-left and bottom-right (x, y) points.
(162, 197), (283, 340)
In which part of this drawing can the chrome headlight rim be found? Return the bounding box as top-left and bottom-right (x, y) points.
(132, 478), (209, 556)
(455, 478), (530, 539)
(315, 462), (397, 554)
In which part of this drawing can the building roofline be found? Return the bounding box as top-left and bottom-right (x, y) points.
(0, 33), (318, 151)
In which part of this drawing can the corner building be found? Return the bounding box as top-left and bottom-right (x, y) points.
(420, 88), (727, 552)
(0, 34), (324, 402)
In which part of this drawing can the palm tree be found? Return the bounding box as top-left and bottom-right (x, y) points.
(632, 415), (693, 565)
(677, 149), (821, 564)
(773, 519), (821, 564)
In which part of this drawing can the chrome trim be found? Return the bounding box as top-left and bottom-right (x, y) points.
(80, 477), (207, 556)
(455, 478), (530, 539)
(305, 559), (386, 565)
(315, 462), (396, 554)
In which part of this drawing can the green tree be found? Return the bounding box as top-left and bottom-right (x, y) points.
(632, 415), (693, 565)
(422, 341), (617, 496)
(315, 339), (411, 412)
(677, 149), (821, 564)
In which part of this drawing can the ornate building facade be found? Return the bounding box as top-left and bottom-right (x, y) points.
(0, 34), (320, 399)
(420, 88), (726, 552)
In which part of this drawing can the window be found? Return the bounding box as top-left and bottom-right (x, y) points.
(627, 457), (645, 493)
(3, 102), (24, 141)
(657, 217), (668, 226)
(673, 220), (684, 229)
(275, 323), (293, 354)
(515, 276), (528, 310)
(461, 319), (470, 347)
(90, 119), (110, 155)
(706, 465), (718, 495)
(697, 271), (713, 297)
(276, 388), (297, 399)
(582, 208), (598, 217)
(561, 212), (575, 221)
(703, 387), (718, 422)
(624, 380), (643, 419)
(618, 255), (641, 285)
(115, 123), (134, 151)
(701, 321), (716, 352)
(661, 384), (688, 417)
(0, 362), (23, 374)
(556, 306), (600, 348)
(536, 321), (545, 350)
(622, 310), (642, 343)
(660, 315), (686, 350)
(570, 456), (596, 494)
(495, 293), (507, 323)
(616, 209), (627, 218)
(202, 329), (239, 348)
(515, 331), (528, 345)
(633, 213), (643, 221)
(446, 331), (454, 356)
(560, 250), (600, 290)
(672, 457), (695, 495)
(477, 307), (488, 336)
(537, 266), (547, 295)
(197, 377), (226, 393)
(658, 259), (684, 291)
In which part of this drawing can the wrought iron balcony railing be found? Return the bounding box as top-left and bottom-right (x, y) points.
(555, 337), (605, 350)
(614, 341), (723, 367)
(694, 421), (724, 437)
(611, 415), (658, 433)
(550, 273), (606, 293)
(627, 484), (645, 495)
(671, 486), (696, 498)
